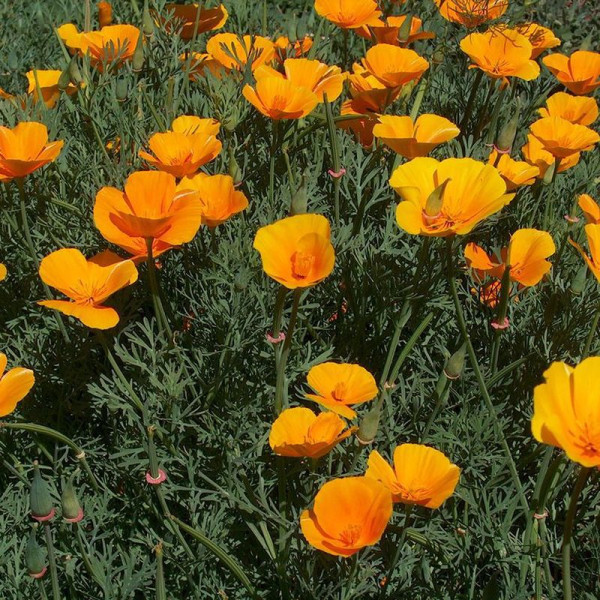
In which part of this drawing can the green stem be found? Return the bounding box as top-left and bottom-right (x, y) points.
(459, 70), (483, 133)
(272, 286), (288, 338)
(155, 543), (166, 600)
(276, 457), (290, 598)
(43, 524), (61, 600)
(381, 505), (414, 597)
(409, 75), (428, 121)
(582, 303), (600, 358)
(37, 578), (49, 600)
(379, 303), (412, 388)
(490, 265), (512, 373)
(268, 120), (279, 206)
(262, 0), (267, 35)
(562, 467), (591, 600)
(485, 83), (507, 145)
(421, 373), (452, 440)
(542, 159), (561, 229)
(324, 95), (341, 226)
(145, 239), (173, 341)
(74, 525), (106, 593)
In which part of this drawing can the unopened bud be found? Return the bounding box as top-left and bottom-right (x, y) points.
(579, 34), (592, 52)
(132, 35), (144, 72)
(497, 101), (521, 153)
(357, 401), (381, 445)
(425, 178), (451, 217)
(287, 17), (298, 45)
(432, 47), (445, 65)
(142, 0), (154, 37)
(398, 14), (413, 44)
(57, 67), (72, 92)
(290, 174), (308, 215)
(68, 57), (83, 86)
(444, 344), (466, 380)
(228, 148), (242, 185)
(543, 160), (557, 186)
(116, 77), (128, 102)
(30, 462), (54, 521)
(570, 264), (587, 295)
(61, 472), (83, 522)
(26, 527), (46, 578)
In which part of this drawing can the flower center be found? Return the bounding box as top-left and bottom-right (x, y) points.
(291, 251), (315, 280)
(331, 382), (347, 403)
(338, 524), (361, 547)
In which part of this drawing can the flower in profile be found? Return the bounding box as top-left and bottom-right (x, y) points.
(570, 224), (600, 282)
(253, 214), (335, 288)
(460, 29), (539, 84)
(254, 58), (344, 102)
(488, 151), (539, 191)
(361, 44), (429, 88)
(521, 133), (580, 179)
(314, 0), (382, 29)
(177, 173), (248, 227)
(98, 1), (112, 27)
(26, 70), (77, 108)
(538, 92), (598, 127)
(373, 114), (459, 159)
(275, 36), (314, 62)
(38, 249), (138, 330)
(434, 0), (508, 28)
(346, 64), (402, 113)
(543, 51), (600, 95)
(305, 362), (378, 419)
(529, 117), (599, 159)
(300, 476), (392, 556)
(532, 358), (600, 466)
(139, 115), (221, 178)
(182, 52), (225, 81)
(366, 444), (460, 508)
(94, 170), (202, 259)
(243, 78), (319, 120)
(356, 15), (435, 46)
(163, 3), (228, 39)
(390, 157), (514, 236)
(206, 33), (275, 71)
(338, 102), (379, 147)
(269, 407), (356, 459)
(515, 23), (560, 59)
(0, 122), (63, 181)
(578, 194), (600, 224)
(0, 352), (35, 417)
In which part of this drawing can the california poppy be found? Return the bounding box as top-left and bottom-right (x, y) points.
(0, 263), (6, 281)
(269, 407), (356, 459)
(543, 51), (600, 95)
(515, 23), (560, 59)
(362, 44), (429, 89)
(300, 476), (392, 556)
(338, 102), (379, 147)
(532, 358), (600, 467)
(578, 194), (600, 224)
(0, 352), (35, 418)
(26, 70), (77, 108)
(39, 249), (138, 330)
(346, 64), (402, 113)
(433, 0), (508, 28)
(373, 114), (460, 159)
(274, 36), (314, 62)
(139, 115), (222, 178)
(206, 33), (275, 71)
(529, 117), (599, 159)
(488, 151), (539, 191)
(177, 173), (248, 227)
(94, 170), (202, 259)
(366, 444), (460, 508)
(538, 92), (598, 126)
(570, 224), (600, 282)
(305, 362), (378, 419)
(314, 0), (382, 29)
(243, 77), (319, 120)
(182, 52), (225, 80)
(390, 157), (514, 236)
(253, 214), (335, 288)
(521, 133), (580, 179)
(0, 122), (63, 181)
(355, 15), (434, 46)
(163, 3), (228, 39)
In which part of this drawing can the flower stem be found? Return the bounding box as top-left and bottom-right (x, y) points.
(485, 83), (508, 145)
(324, 95), (341, 226)
(380, 505), (414, 597)
(490, 266), (512, 373)
(155, 542), (166, 600)
(268, 120), (279, 206)
(74, 524), (106, 592)
(145, 239), (173, 342)
(459, 70), (483, 134)
(582, 303), (600, 358)
(43, 523), (61, 600)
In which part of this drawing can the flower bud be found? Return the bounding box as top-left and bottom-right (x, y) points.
(142, 0), (154, 37)
(570, 264), (587, 295)
(98, 1), (112, 28)
(30, 462), (54, 521)
(431, 47), (445, 65)
(61, 472), (83, 522)
(542, 160), (557, 186)
(116, 77), (128, 102)
(287, 17), (298, 45)
(228, 148), (242, 185)
(425, 178), (451, 217)
(444, 344), (466, 380)
(26, 527), (46, 578)
(398, 14), (413, 44)
(357, 401), (381, 445)
(57, 67), (72, 92)
(68, 57), (83, 86)
(290, 174), (308, 215)
(132, 35), (145, 72)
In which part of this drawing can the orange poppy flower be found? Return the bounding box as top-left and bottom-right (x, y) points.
(181, 52), (225, 80)
(253, 214), (335, 288)
(269, 407), (356, 459)
(305, 362), (378, 419)
(570, 224), (600, 282)
(314, 0), (382, 29)
(373, 114), (460, 159)
(366, 444), (460, 508)
(300, 476), (393, 556)
(38, 249), (138, 330)
(578, 194), (600, 224)
(0, 122), (63, 181)
(521, 133), (580, 179)
(355, 15), (435, 46)
(488, 151), (539, 191)
(460, 29), (539, 84)
(94, 170), (202, 259)
(0, 87), (13, 100)
(0, 263), (6, 281)
(532, 358), (600, 467)
(472, 279), (503, 308)
(434, 0), (508, 27)
(139, 115), (222, 178)
(58, 23), (140, 70)
(206, 33), (275, 71)
(543, 51), (600, 95)
(163, 3), (228, 39)
(254, 58), (344, 102)
(338, 102), (379, 147)
(529, 117), (599, 159)
(346, 64), (402, 113)
(515, 23), (560, 59)
(98, 1), (112, 28)
(390, 157), (514, 237)
(274, 36), (313, 62)
(177, 173), (248, 227)
(26, 70), (77, 108)
(0, 352), (35, 418)
(464, 242), (503, 282)
(538, 92), (598, 126)
(243, 77), (319, 120)
(361, 44), (429, 89)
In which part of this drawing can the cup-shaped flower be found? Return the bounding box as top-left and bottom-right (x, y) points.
(433, 0), (508, 28)
(543, 51), (600, 95)
(570, 224), (600, 282)
(0, 122), (63, 181)
(488, 151), (539, 191)
(254, 58), (344, 102)
(390, 157), (514, 236)
(269, 407), (356, 459)
(243, 77), (319, 120)
(253, 214), (335, 288)
(300, 476), (393, 556)
(521, 133), (580, 179)
(366, 444), (460, 508)
(532, 358), (600, 467)
(373, 114), (459, 159)
(94, 171), (202, 259)
(460, 29), (539, 83)
(305, 362), (378, 419)
(578, 194), (600, 224)
(163, 3), (228, 39)
(0, 353), (35, 418)
(26, 70), (77, 108)
(515, 23), (560, 59)
(464, 243), (503, 282)
(538, 92), (598, 126)
(206, 33), (275, 71)
(38, 249), (138, 330)
(177, 173), (248, 227)
(356, 15), (434, 46)
(314, 0), (382, 29)
(139, 116), (222, 178)
(347, 64), (402, 113)
(529, 117), (599, 159)
(361, 44), (429, 88)
(338, 101), (379, 147)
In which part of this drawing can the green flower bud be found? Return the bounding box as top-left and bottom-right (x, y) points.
(398, 14), (413, 44)
(68, 57), (83, 87)
(30, 462), (54, 520)
(542, 160), (557, 186)
(132, 35), (144, 72)
(142, 0), (154, 37)
(26, 527), (46, 577)
(497, 101), (521, 152)
(444, 344), (466, 380)
(116, 78), (128, 102)
(228, 148), (242, 185)
(570, 264), (587, 295)
(57, 67), (72, 92)
(61, 472), (83, 522)
(357, 400), (381, 445)
(290, 174), (308, 216)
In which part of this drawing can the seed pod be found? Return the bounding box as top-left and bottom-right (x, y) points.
(26, 527), (46, 578)
(116, 78), (128, 102)
(542, 160), (557, 186)
(357, 401), (381, 445)
(61, 472), (83, 522)
(444, 344), (466, 380)
(30, 462), (54, 521)
(497, 100), (521, 153)
(570, 264), (587, 295)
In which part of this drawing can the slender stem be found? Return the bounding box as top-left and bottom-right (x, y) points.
(381, 505), (414, 597)
(542, 159), (561, 229)
(562, 467), (591, 600)
(276, 457), (290, 599)
(582, 303), (600, 358)
(271, 286), (288, 339)
(43, 524), (61, 600)
(145, 239), (173, 341)
(379, 303), (412, 388)
(262, 0), (267, 35)
(409, 75), (428, 121)
(74, 525), (106, 592)
(490, 266), (512, 373)
(485, 83), (507, 145)
(155, 543), (166, 600)
(459, 70), (483, 134)
(37, 579), (49, 600)
(268, 120), (279, 206)
(324, 95), (341, 226)
(421, 373), (452, 440)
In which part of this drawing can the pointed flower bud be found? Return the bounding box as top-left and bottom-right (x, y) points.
(398, 14), (413, 44)
(444, 344), (466, 380)
(290, 174), (308, 216)
(497, 101), (522, 153)
(26, 527), (47, 578)
(142, 0), (154, 37)
(542, 159), (557, 186)
(61, 472), (84, 523)
(570, 264), (587, 295)
(57, 67), (72, 92)
(228, 148), (242, 185)
(425, 178), (451, 217)
(30, 462), (54, 521)
(357, 400), (381, 445)
(116, 78), (128, 102)
(132, 34), (145, 72)
(68, 57), (83, 87)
